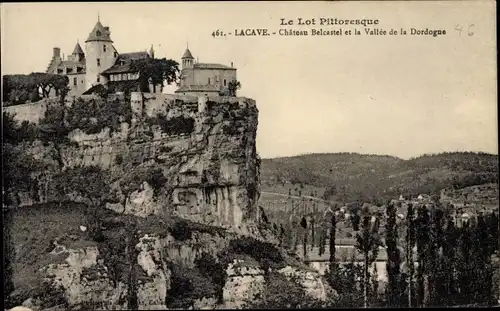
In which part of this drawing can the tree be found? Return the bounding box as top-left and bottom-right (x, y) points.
(470, 213), (496, 305)
(30, 73), (69, 98)
(38, 103), (72, 169)
(385, 201), (402, 306)
(355, 212), (382, 308)
(131, 57), (180, 93)
(443, 213), (458, 306)
(227, 80), (241, 97)
(406, 203), (416, 307)
(415, 205), (431, 306)
(2, 112), (43, 206)
(455, 219), (474, 305)
(329, 213), (337, 273)
(430, 207), (447, 306)
(3, 73), (69, 104)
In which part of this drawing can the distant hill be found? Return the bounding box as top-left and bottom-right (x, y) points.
(260, 152), (499, 204)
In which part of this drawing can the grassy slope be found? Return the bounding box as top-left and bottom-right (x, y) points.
(4, 203), (97, 306)
(261, 151), (499, 203)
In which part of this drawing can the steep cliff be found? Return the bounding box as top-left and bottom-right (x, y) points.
(4, 93), (337, 310)
(6, 93), (260, 233)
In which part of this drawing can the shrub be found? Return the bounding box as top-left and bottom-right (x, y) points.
(222, 122), (239, 135)
(223, 236), (285, 270)
(166, 263), (217, 309)
(150, 114), (195, 136)
(65, 97), (132, 135)
(168, 218), (225, 242)
(115, 154), (123, 165)
(194, 252), (226, 302)
(245, 272), (323, 309)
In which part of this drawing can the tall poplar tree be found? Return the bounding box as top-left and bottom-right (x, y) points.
(457, 220), (473, 305)
(415, 205), (430, 307)
(431, 208), (447, 306)
(406, 203), (416, 307)
(443, 212), (458, 306)
(355, 213), (382, 308)
(329, 213), (337, 273)
(385, 201), (402, 306)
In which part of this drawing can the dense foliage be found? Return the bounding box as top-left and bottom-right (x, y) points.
(386, 207), (499, 307)
(2, 112), (44, 206)
(3, 73), (69, 106)
(145, 114), (195, 136)
(65, 97), (133, 134)
(130, 57), (180, 93)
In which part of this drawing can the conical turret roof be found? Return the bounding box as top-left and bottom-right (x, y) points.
(72, 42), (84, 55)
(182, 48), (194, 59)
(85, 20), (113, 43)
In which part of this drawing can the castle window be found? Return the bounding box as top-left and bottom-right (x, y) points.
(208, 78), (211, 85)
(114, 52), (118, 58)
(73, 77), (77, 86)
(224, 79), (227, 86)
(97, 75), (100, 83)
(96, 30), (101, 37)
(103, 45), (107, 52)
(97, 59), (101, 67)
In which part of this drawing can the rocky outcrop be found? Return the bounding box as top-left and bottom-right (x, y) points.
(277, 265), (331, 301)
(222, 259), (266, 308)
(135, 234), (170, 310)
(42, 245), (128, 309)
(8, 93), (260, 233)
(22, 214), (334, 310)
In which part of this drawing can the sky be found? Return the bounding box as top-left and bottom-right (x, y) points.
(1, 1), (497, 159)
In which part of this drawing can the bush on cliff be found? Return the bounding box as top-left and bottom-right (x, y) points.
(221, 236), (286, 271)
(65, 97), (133, 134)
(2, 112), (45, 206)
(145, 113), (195, 136)
(166, 262), (218, 309)
(194, 252), (227, 302)
(245, 272), (324, 309)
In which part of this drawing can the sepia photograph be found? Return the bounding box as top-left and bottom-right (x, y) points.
(2, 1), (498, 310)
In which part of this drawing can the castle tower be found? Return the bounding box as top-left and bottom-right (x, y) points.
(69, 41), (85, 62)
(84, 18), (118, 90)
(181, 46), (194, 69)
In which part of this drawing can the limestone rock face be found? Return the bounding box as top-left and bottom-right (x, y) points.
(222, 259), (266, 309)
(42, 246), (128, 310)
(106, 182), (162, 217)
(10, 94), (260, 232)
(277, 265), (336, 301)
(135, 234), (170, 310)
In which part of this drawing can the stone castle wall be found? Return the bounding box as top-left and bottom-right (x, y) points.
(3, 100), (50, 124)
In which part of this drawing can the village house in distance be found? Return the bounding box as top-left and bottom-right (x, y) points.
(45, 18), (237, 97)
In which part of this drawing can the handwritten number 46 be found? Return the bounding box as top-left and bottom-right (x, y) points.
(455, 24), (475, 36)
